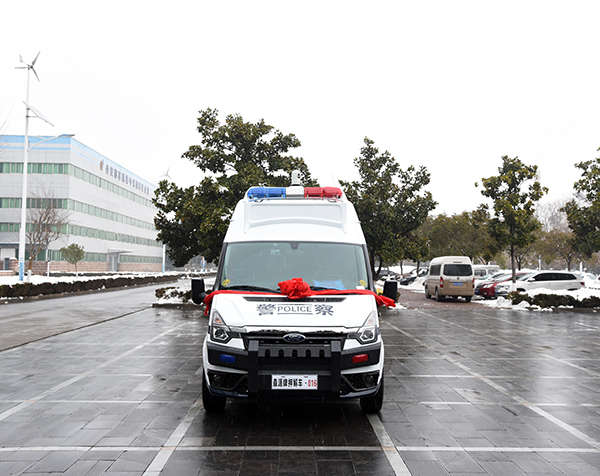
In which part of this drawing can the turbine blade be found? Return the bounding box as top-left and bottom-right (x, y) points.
(32, 51), (41, 66)
(32, 67), (40, 82)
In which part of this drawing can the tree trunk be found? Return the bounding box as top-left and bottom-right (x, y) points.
(510, 244), (516, 283)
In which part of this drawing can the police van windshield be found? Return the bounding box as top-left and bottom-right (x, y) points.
(220, 241), (370, 292)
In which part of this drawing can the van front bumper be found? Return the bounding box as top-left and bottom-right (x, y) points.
(203, 336), (383, 400)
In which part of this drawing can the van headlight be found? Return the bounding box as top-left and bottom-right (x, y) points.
(209, 309), (232, 344)
(356, 311), (379, 345)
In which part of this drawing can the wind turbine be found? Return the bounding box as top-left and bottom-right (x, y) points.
(160, 167), (172, 181)
(16, 51), (41, 82)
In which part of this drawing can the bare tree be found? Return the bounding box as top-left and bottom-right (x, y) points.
(25, 187), (71, 271)
(535, 198), (570, 232)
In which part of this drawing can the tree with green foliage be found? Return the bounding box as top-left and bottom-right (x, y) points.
(402, 233), (429, 273)
(339, 137), (437, 279)
(153, 108), (316, 267)
(477, 156), (547, 281)
(562, 152), (600, 257)
(60, 243), (85, 276)
(420, 207), (497, 264)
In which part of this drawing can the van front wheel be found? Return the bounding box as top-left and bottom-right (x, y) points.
(360, 377), (384, 413)
(424, 286), (431, 299)
(202, 374), (226, 414)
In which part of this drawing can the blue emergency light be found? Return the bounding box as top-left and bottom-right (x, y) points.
(247, 187), (286, 200)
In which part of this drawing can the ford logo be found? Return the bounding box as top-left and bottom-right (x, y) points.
(283, 333), (306, 343)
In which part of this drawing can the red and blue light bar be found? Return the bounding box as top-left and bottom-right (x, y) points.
(247, 187), (342, 201)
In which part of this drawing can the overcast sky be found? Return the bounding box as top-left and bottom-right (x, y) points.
(1, 1), (599, 215)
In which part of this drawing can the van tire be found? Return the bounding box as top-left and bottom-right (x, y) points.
(435, 288), (444, 302)
(360, 377), (384, 413)
(424, 286), (431, 299)
(202, 374), (226, 414)
(465, 296), (472, 303)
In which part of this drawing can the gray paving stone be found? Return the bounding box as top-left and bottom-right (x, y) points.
(404, 460), (451, 476)
(108, 449), (158, 472)
(433, 450), (484, 473)
(25, 450), (86, 473)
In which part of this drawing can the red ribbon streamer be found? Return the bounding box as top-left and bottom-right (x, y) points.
(203, 278), (396, 315)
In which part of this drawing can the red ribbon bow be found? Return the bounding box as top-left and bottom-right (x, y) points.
(278, 277), (313, 299)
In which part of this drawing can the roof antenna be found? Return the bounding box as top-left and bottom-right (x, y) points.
(291, 170), (301, 186)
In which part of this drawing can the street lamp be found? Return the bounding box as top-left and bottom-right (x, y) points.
(18, 133), (75, 282)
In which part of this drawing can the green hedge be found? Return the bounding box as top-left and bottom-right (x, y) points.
(509, 291), (600, 309)
(0, 275), (177, 300)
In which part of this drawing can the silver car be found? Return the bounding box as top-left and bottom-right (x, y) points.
(496, 271), (585, 295)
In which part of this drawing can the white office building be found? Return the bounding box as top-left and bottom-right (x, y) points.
(0, 135), (162, 274)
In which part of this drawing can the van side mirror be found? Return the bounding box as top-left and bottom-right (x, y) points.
(191, 278), (207, 305)
(383, 280), (398, 302)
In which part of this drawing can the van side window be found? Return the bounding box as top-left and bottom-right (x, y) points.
(430, 265), (441, 276)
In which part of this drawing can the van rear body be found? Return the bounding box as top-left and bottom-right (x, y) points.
(424, 256), (474, 302)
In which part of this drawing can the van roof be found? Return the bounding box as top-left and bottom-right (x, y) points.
(429, 256), (472, 264)
(224, 186), (366, 244)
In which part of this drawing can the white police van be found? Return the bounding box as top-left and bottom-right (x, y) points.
(192, 175), (396, 413)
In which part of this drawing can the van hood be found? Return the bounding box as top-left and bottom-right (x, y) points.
(210, 294), (376, 331)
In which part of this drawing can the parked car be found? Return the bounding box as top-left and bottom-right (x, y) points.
(495, 271), (585, 295)
(399, 268), (428, 286)
(376, 269), (401, 281)
(475, 272), (521, 299)
(475, 270), (510, 284)
(577, 272), (597, 287)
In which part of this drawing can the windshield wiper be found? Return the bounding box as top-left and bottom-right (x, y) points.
(225, 285), (277, 293)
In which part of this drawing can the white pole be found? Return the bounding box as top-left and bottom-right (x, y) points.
(18, 70), (31, 282)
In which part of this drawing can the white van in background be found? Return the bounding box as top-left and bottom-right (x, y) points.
(424, 256), (474, 302)
(473, 264), (500, 279)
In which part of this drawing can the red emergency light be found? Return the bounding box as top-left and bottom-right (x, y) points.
(304, 187), (343, 198)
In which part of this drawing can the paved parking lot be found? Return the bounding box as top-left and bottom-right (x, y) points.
(1, 290), (600, 475)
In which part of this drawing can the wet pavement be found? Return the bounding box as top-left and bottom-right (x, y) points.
(0, 288), (600, 475)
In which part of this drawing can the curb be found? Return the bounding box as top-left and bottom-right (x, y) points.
(152, 302), (205, 311)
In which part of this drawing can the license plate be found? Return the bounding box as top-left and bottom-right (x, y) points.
(453, 282), (463, 286)
(271, 375), (318, 390)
